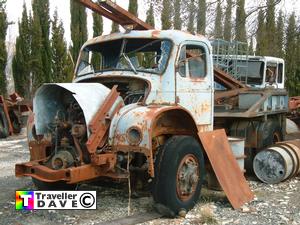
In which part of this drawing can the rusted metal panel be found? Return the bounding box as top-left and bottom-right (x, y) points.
(16, 158), (128, 184)
(0, 95), (13, 134)
(198, 129), (254, 209)
(75, 0), (153, 30)
(214, 88), (288, 118)
(214, 67), (246, 90)
(86, 86), (122, 154)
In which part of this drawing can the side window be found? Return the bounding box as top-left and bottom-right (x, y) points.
(277, 63), (283, 83)
(178, 44), (207, 78)
(186, 45), (206, 78)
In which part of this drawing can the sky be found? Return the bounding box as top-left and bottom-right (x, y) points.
(5, 0), (148, 44)
(5, 0), (300, 45)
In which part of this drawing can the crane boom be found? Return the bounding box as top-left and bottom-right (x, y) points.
(75, 0), (153, 30)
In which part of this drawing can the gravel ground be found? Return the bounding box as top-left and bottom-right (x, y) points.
(0, 131), (300, 225)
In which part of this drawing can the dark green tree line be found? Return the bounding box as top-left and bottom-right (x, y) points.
(70, 0), (87, 61)
(0, 0), (7, 94)
(51, 10), (73, 83)
(12, 4), (31, 98)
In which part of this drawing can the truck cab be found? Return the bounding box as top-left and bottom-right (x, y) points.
(213, 55), (285, 89)
(74, 30), (214, 130)
(16, 30), (215, 215)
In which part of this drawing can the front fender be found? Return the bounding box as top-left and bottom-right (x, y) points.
(109, 104), (195, 149)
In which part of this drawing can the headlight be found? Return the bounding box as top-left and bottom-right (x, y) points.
(126, 127), (142, 145)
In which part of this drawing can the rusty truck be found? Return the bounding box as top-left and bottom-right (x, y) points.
(15, 0), (289, 214)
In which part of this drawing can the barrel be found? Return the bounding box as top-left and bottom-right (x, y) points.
(253, 140), (300, 184)
(207, 137), (245, 190)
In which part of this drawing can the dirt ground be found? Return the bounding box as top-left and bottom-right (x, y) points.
(1, 130), (300, 225)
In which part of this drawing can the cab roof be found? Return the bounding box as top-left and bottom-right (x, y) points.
(83, 30), (211, 48)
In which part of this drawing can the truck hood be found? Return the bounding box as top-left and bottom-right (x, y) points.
(34, 83), (123, 135)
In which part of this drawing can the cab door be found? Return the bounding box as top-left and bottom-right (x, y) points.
(175, 41), (214, 130)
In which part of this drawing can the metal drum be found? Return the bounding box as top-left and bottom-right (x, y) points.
(253, 140), (300, 184)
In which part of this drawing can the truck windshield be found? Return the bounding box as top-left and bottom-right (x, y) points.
(76, 38), (172, 77)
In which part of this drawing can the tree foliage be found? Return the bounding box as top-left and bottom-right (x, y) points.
(285, 13), (299, 96)
(214, 0), (223, 39)
(223, 0), (232, 41)
(256, 9), (267, 56)
(197, 0), (206, 34)
(32, 0), (51, 83)
(51, 10), (73, 83)
(146, 3), (155, 28)
(265, 0), (276, 56)
(128, 0), (138, 16)
(173, 0), (182, 30)
(70, 0), (87, 62)
(92, 12), (103, 71)
(30, 13), (44, 95)
(0, 0), (7, 94)
(12, 4), (31, 98)
(161, 0), (172, 30)
(187, 0), (196, 32)
(275, 10), (284, 57)
(235, 0), (247, 42)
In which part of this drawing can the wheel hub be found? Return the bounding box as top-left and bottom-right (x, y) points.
(176, 154), (199, 201)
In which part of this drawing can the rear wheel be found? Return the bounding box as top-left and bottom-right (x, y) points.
(261, 120), (283, 147)
(0, 105), (9, 138)
(32, 178), (77, 190)
(152, 136), (205, 214)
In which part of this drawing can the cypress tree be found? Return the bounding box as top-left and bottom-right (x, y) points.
(275, 10), (284, 57)
(128, 0), (138, 16)
(146, 3), (155, 28)
(111, 22), (120, 33)
(93, 13), (103, 37)
(197, 0), (206, 34)
(92, 12), (103, 71)
(70, 0), (87, 63)
(235, 0), (247, 42)
(214, 0), (223, 39)
(256, 9), (267, 56)
(32, 0), (51, 83)
(173, 0), (182, 30)
(30, 13), (44, 95)
(187, 0), (195, 32)
(265, 0), (276, 56)
(223, 0), (232, 41)
(161, 0), (172, 30)
(12, 3), (31, 97)
(51, 10), (72, 83)
(0, 0), (7, 94)
(285, 13), (298, 96)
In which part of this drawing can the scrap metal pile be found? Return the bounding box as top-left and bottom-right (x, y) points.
(0, 93), (31, 138)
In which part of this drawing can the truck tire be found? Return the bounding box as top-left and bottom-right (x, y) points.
(152, 136), (205, 215)
(0, 105), (9, 138)
(32, 178), (77, 190)
(260, 120), (283, 148)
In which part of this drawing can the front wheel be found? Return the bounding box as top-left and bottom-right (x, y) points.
(152, 136), (205, 214)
